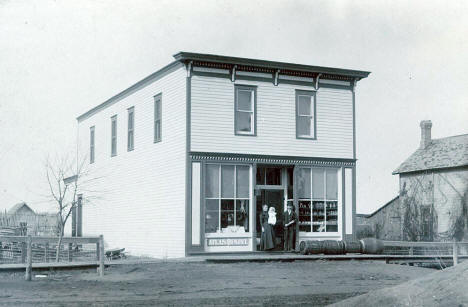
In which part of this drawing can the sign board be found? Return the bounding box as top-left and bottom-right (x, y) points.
(207, 238), (249, 246)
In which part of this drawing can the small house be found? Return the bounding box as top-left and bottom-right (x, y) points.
(393, 121), (468, 242)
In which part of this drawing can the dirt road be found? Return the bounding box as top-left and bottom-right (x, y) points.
(0, 260), (431, 306)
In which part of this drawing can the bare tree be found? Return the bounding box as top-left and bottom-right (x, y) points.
(44, 153), (101, 262)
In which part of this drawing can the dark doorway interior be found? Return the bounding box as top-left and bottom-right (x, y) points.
(256, 189), (284, 246)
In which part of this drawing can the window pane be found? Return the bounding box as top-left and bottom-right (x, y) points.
(220, 200), (234, 229)
(297, 168), (311, 199)
(256, 166), (265, 185)
(236, 166), (250, 198)
(205, 199), (219, 233)
(297, 116), (311, 136)
(154, 121), (161, 141)
(237, 90), (252, 111)
(326, 169), (338, 200)
(266, 167), (281, 185)
(236, 200), (249, 232)
(312, 169), (325, 199)
(236, 111), (252, 133)
(298, 95), (311, 115)
(221, 165), (235, 198)
(205, 164), (219, 198)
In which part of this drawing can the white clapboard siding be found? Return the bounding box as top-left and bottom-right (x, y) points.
(77, 67), (186, 258)
(191, 75), (354, 158)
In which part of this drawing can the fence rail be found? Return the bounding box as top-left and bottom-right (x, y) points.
(0, 235), (105, 280)
(382, 240), (468, 267)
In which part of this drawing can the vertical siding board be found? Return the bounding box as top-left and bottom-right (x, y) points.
(77, 67), (186, 258)
(191, 75), (354, 158)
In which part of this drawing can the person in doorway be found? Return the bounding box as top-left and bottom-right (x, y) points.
(283, 203), (297, 251)
(259, 204), (275, 250)
(268, 207), (277, 248)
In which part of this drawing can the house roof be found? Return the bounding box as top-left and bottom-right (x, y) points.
(357, 195), (400, 218)
(173, 52), (371, 79)
(77, 52), (371, 122)
(393, 134), (468, 174)
(7, 202), (35, 215)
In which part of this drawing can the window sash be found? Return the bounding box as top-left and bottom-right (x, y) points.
(154, 95), (162, 143)
(111, 116), (117, 156)
(235, 86), (256, 135)
(89, 126), (95, 164)
(204, 164), (251, 233)
(127, 107), (134, 151)
(296, 91), (316, 138)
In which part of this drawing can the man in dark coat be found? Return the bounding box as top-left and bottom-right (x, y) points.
(283, 203), (297, 251)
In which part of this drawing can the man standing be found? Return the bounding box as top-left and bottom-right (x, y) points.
(283, 203), (297, 251)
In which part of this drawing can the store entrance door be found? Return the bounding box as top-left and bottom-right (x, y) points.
(256, 189), (284, 247)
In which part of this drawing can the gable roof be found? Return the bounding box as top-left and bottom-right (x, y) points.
(393, 134), (468, 174)
(8, 202), (35, 215)
(357, 195), (400, 218)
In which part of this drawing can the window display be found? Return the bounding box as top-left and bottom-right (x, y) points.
(297, 167), (339, 233)
(205, 164), (250, 234)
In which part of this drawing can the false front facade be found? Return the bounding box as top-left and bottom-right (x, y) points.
(76, 52), (370, 257)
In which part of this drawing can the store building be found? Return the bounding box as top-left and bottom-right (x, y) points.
(76, 52), (370, 257)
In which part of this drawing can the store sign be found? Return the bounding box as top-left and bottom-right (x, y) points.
(207, 238), (249, 246)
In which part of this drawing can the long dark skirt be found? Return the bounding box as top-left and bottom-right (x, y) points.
(260, 223), (276, 250)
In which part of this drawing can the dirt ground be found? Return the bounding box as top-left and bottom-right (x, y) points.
(0, 260), (432, 306)
(331, 259), (468, 307)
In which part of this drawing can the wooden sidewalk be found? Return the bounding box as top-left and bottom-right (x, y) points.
(1, 253), (466, 270)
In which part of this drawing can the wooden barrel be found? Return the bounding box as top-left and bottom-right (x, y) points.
(300, 240), (324, 255)
(343, 240), (362, 254)
(323, 240), (345, 255)
(360, 238), (384, 254)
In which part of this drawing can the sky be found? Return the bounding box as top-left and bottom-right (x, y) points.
(0, 0), (467, 214)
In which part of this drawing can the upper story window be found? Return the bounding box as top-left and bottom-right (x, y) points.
(235, 85), (256, 136)
(296, 90), (316, 139)
(89, 126), (95, 164)
(111, 115), (117, 156)
(154, 94), (162, 143)
(127, 107), (135, 151)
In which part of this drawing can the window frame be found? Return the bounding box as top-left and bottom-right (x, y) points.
(297, 167), (339, 234)
(110, 115), (117, 157)
(234, 85), (257, 136)
(127, 106), (135, 152)
(204, 163), (251, 235)
(154, 93), (162, 143)
(89, 126), (95, 164)
(295, 89), (317, 140)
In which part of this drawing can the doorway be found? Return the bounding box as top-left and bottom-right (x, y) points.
(256, 189), (284, 246)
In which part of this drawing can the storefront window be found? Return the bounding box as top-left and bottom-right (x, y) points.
(205, 164), (250, 234)
(298, 168), (339, 233)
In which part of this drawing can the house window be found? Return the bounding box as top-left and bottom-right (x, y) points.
(235, 85), (256, 135)
(205, 164), (250, 234)
(154, 94), (162, 143)
(111, 115), (117, 156)
(89, 126), (95, 164)
(127, 107), (134, 151)
(296, 90), (316, 139)
(297, 168), (338, 233)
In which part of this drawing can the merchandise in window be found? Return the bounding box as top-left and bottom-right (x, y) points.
(205, 164), (250, 234)
(298, 167), (338, 233)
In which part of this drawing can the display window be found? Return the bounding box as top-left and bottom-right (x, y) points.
(205, 164), (250, 235)
(297, 167), (339, 233)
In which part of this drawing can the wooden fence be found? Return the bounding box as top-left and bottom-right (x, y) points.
(0, 235), (105, 280)
(383, 240), (468, 266)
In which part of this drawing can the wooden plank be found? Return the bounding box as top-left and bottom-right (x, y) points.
(99, 235), (105, 276)
(25, 236), (32, 281)
(0, 236), (100, 244)
(383, 241), (468, 247)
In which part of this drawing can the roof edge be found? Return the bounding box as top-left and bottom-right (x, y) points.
(173, 51), (371, 79)
(77, 60), (183, 122)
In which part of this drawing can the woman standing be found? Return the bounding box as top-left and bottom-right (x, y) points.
(259, 204), (275, 250)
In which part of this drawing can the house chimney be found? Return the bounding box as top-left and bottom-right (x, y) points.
(420, 120), (432, 149)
